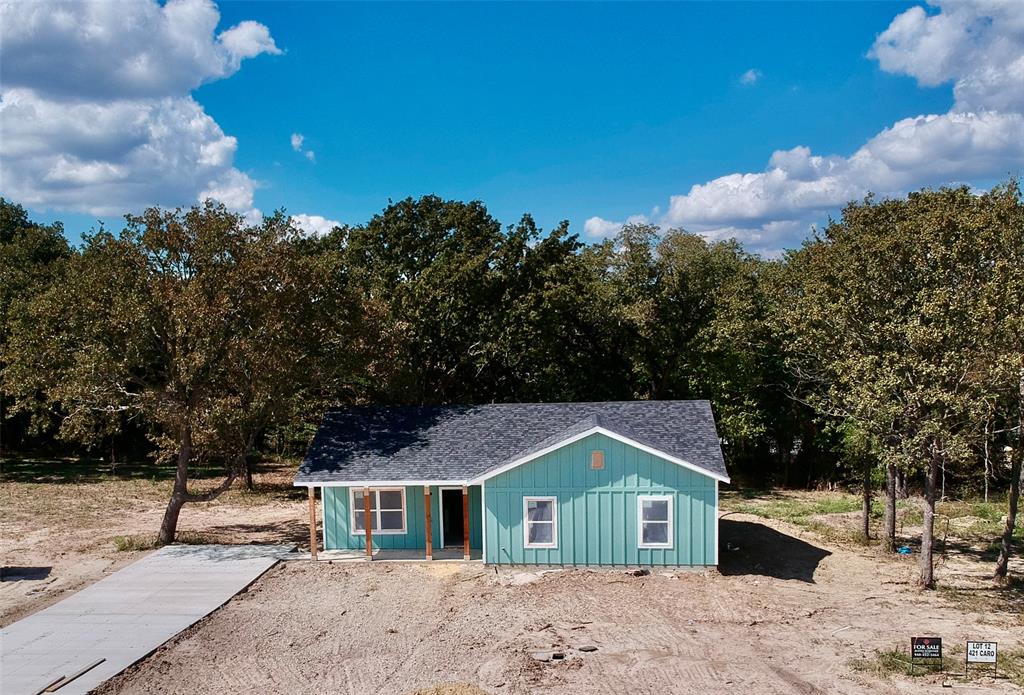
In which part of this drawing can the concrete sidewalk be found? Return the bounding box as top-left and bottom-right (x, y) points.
(1, 544), (294, 695)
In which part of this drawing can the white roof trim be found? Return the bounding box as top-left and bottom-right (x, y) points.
(293, 479), (467, 488)
(467, 425), (730, 484)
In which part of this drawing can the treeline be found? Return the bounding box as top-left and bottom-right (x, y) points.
(0, 184), (1020, 586)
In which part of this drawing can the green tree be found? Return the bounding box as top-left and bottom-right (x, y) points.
(340, 196), (506, 404)
(471, 214), (623, 402)
(0, 199), (72, 449)
(978, 183), (1024, 582)
(205, 213), (365, 489)
(3, 202), (342, 543)
(779, 185), (1010, 587)
(601, 224), (792, 471)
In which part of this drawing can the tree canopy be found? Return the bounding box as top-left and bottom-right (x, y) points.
(1, 183), (1021, 584)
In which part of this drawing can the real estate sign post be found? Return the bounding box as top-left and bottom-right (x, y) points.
(910, 637), (942, 674)
(966, 641), (997, 677)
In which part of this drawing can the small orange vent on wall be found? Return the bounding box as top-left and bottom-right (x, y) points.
(591, 450), (605, 470)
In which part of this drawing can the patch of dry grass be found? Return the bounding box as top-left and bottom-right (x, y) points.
(112, 534), (160, 552)
(720, 489), (880, 543)
(849, 648), (921, 678)
(111, 530), (225, 552)
(408, 685), (493, 695)
(0, 457), (308, 532)
(0, 456), (303, 530)
(722, 489), (1020, 548)
(851, 645), (1024, 688)
(938, 578), (1024, 621)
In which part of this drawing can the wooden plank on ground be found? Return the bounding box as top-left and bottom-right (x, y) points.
(45, 658), (105, 692)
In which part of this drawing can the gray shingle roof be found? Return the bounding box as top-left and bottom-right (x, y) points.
(295, 400), (728, 485)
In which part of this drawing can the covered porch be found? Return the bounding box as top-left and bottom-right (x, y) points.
(304, 483), (483, 562)
(305, 547), (484, 562)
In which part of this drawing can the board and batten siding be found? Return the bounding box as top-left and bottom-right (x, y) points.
(323, 485), (482, 551)
(483, 432), (717, 566)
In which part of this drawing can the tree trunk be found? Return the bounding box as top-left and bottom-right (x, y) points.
(240, 427), (259, 491)
(861, 458), (872, 541)
(984, 419), (991, 503)
(157, 421), (192, 546)
(883, 463), (897, 552)
(994, 454), (1022, 581)
(896, 468), (909, 499)
(994, 368), (1024, 582)
(919, 448), (941, 589)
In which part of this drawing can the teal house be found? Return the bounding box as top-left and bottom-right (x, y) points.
(295, 401), (728, 567)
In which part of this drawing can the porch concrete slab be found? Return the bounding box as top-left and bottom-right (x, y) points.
(1, 544), (293, 695)
(295, 547), (483, 562)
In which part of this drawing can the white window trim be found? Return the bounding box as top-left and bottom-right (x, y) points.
(350, 487), (407, 535)
(523, 496), (558, 549)
(638, 494), (674, 549)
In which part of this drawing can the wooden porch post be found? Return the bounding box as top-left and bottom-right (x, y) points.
(462, 485), (470, 561)
(424, 487), (433, 561)
(363, 486), (373, 561)
(307, 486), (318, 561)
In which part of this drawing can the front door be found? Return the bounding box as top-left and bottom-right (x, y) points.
(440, 488), (464, 548)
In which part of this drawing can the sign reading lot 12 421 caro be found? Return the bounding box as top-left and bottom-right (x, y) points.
(967, 641), (997, 664)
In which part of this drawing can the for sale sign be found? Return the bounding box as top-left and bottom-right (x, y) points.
(911, 637), (942, 660)
(966, 641), (997, 664)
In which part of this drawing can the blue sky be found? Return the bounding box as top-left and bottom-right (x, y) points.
(3, 1), (1022, 254)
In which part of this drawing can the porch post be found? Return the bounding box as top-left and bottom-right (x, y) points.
(462, 485), (470, 561)
(424, 487), (433, 560)
(363, 486), (373, 560)
(307, 486), (318, 561)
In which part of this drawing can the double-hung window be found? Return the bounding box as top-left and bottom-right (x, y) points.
(638, 495), (673, 548)
(523, 496), (558, 548)
(351, 488), (406, 534)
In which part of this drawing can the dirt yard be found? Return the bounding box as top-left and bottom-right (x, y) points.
(0, 458), (306, 626)
(3, 460), (1021, 694)
(96, 512), (1022, 695)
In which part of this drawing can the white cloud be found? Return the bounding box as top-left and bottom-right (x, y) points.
(200, 169), (259, 224)
(0, 0), (279, 221)
(291, 213), (340, 237)
(740, 68), (762, 85)
(665, 111), (1024, 229)
(587, 0), (1024, 255)
(219, 20), (282, 63)
(583, 216), (623, 239)
(290, 132), (316, 163)
(0, 0), (279, 100)
(869, 0), (1024, 113)
(583, 214), (651, 239)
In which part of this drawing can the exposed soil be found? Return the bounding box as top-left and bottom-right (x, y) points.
(98, 513), (1022, 695)
(0, 461), (305, 626)
(5, 463), (1019, 694)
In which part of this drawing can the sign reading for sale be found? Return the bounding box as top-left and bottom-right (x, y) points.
(911, 637), (942, 660)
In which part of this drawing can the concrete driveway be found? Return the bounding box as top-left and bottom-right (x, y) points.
(0, 544), (293, 695)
